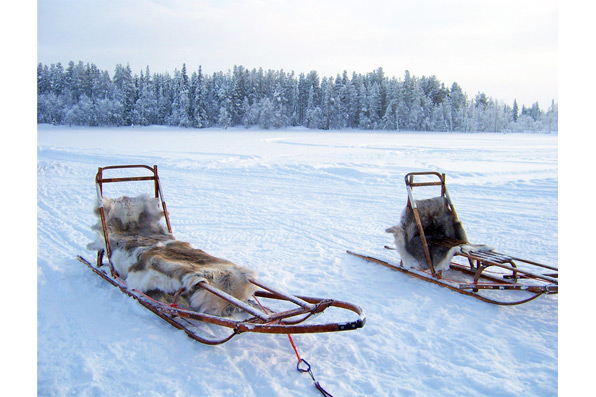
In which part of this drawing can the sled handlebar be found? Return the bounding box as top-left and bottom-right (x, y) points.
(96, 164), (159, 185)
(405, 172), (446, 188)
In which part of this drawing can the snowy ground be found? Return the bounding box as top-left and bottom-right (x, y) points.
(36, 125), (558, 396)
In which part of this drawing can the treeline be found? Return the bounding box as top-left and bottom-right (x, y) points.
(37, 61), (557, 132)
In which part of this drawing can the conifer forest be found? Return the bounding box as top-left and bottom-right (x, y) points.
(37, 61), (557, 132)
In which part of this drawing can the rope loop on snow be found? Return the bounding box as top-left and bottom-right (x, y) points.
(297, 358), (312, 373)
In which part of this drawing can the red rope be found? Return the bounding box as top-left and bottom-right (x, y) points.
(252, 294), (333, 396)
(287, 333), (302, 362)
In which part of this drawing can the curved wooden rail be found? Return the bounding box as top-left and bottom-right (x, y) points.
(346, 251), (551, 306)
(78, 255), (365, 345)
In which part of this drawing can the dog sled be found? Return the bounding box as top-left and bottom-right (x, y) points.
(77, 165), (365, 345)
(347, 172), (558, 305)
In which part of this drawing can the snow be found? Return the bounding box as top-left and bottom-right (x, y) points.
(36, 125), (558, 396)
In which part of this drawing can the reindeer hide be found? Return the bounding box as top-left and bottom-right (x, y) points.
(88, 194), (257, 316)
(386, 196), (474, 271)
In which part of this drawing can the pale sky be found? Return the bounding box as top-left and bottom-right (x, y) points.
(37, 0), (558, 109)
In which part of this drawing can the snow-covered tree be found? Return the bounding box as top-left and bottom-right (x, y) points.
(112, 63), (136, 126)
(512, 99), (519, 122)
(191, 67), (208, 128)
(169, 69), (193, 127)
(133, 67), (158, 126)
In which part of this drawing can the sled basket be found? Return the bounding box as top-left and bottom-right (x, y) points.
(348, 171), (557, 305)
(79, 165), (365, 345)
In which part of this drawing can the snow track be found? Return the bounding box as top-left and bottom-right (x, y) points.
(37, 126), (557, 396)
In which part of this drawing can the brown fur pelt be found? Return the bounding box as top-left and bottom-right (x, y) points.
(87, 194), (257, 316)
(386, 196), (470, 271)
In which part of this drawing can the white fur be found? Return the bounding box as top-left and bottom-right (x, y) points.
(460, 243), (494, 254)
(110, 247), (143, 279)
(86, 236), (106, 252)
(126, 268), (184, 294)
(433, 246), (461, 272)
(385, 226), (421, 269)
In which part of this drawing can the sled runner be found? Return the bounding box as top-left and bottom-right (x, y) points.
(348, 171), (558, 305)
(78, 165), (365, 345)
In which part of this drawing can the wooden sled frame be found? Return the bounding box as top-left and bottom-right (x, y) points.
(79, 165), (365, 344)
(349, 171), (558, 305)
